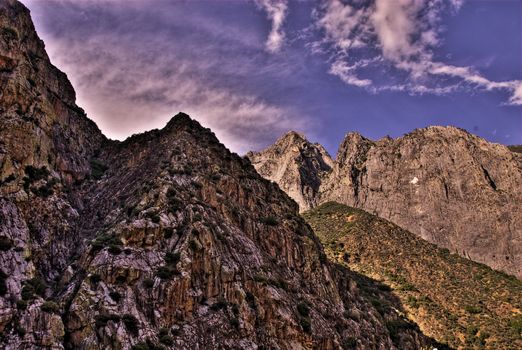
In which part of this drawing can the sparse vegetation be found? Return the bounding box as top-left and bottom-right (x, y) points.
(90, 274), (102, 284)
(260, 216), (278, 226)
(0, 236), (13, 251)
(91, 233), (123, 253)
(90, 158), (108, 180)
(40, 301), (60, 313)
(95, 313), (120, 327)
(156, 266), (177, 280)
(109, 291), (122, 302)
(122, 314), (139, 335)
(303, 202), (522, 349)
(0, 270), (8, 296)
(21, 277), (47, 300)
(143, 278), (155, 288)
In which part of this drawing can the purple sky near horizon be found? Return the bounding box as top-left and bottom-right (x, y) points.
(22, 0), (522, 155)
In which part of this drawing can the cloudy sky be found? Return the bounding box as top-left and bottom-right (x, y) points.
(23, 0), (521, 154)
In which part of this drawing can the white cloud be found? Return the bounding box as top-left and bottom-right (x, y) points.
(329, 59), (372, 87)
(314, 0), (522, 106)
(41, 25), (307, 154)
(257, 0), (288, 53)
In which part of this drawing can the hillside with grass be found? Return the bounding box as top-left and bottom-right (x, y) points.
(303, 202), (522, 350)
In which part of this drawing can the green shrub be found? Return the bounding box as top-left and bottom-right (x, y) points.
(508, 316), (522, 334)
(21, 277), (47, 300)
(0, 236), (13, 251)
(90, 159), (108, 180)
(299, 317), (311, 333)
(108, 244), (122, 255)
(0, 270), (7, 296)
(165, 252), (181, 266)
(229, 317), (240, 329)
(122, 314), (139, 335)
(260, 216), (278, 226)
(297, 303), (310, 318)
(109, 291), (122, 302)
(464, 305), (482, 314)
(143, 278), (155, 288)
(91, 234), (122, 253)
(40, 301), (60, 313)
(24, 165), (49, 182)
(163, 228), (174, 239)
(210, 299), (227, 311)
(16, 299), (28, 310)
(95, 313), (120, 327)
(156, 266), (177, 280)
(245, 292), (256, 310)
(131, 342), (150, 350)
(90, 274), (102, 284)
(159, 334), (174, 346)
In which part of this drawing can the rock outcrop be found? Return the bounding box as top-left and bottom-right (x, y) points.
(247, 132), (333, 211)
(0, 1), (438, 348)
(248, 128), (522, 279)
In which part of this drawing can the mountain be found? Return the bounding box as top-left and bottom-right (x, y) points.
(303, 202), (522, 350)
(246, 131), (333, 211)
(0, 1), (439, 348)
(248, 128), (522, 278)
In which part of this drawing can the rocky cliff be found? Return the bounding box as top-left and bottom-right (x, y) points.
(247, 131), (333, 211)
(248, 128), (522, 278)
(0, 1), (438, 348)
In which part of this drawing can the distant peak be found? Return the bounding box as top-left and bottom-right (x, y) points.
(278, 131), (307, 143)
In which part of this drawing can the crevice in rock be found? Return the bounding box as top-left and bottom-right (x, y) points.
(481, 166), (497, 190)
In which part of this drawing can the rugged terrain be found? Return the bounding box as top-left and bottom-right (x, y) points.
(246, 131), (333, 211)
(248, 129), (522, 278)
(303, 202), (522, 350)
(0, 1), (440, 349)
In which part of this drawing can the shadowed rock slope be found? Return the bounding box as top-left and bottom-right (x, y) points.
(248, 129), (522, 278)
(0, 1), (439, 349)
(303, 202), (522, 350)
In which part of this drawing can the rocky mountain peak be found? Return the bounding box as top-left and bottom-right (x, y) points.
(251, 127), (522, 278)
(248, 131), (333, 211)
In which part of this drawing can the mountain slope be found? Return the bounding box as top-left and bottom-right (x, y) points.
(303, 202), (522, 350)
(248, 128), (522, 278)
(0, 1), (437, 349)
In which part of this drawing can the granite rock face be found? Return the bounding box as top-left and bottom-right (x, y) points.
(0, 1), (437, 348)
(247, 132), (333, 211)
(249, 129), (522, 278)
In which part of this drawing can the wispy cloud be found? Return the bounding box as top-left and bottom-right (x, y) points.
(26, 0), (310, 153)
(314, 0), (522, 105)
(256, 0), (288, 53)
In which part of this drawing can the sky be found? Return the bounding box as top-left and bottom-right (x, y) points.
(22, 0), (522, 155)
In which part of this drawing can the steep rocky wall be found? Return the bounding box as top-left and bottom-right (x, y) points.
(247, 131), (333, 211)
(248, 128), (522, 278)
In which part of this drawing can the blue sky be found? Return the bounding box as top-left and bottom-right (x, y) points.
(23, 0), (521, 155)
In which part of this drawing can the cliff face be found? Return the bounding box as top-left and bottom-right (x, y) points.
(247, 132), (333, 211)
(248, 129), (522, 279)
(0, 1), (437, 349)
(304, 202), (522, 350)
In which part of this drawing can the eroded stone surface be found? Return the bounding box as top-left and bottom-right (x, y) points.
(249, 128), (522, 278)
